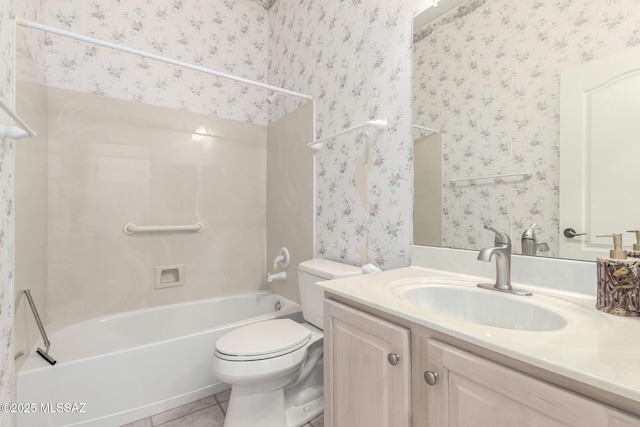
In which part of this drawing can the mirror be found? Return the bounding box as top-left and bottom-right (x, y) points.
(412, 0), (640, 261)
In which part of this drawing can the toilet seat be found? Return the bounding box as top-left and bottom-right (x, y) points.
(215, 319), (312, 361)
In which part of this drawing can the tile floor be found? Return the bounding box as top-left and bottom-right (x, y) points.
(121, 389), (324, 427)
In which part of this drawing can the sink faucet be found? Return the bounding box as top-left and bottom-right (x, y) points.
(521, 223), (550, 256)
(477, 225), (532, 296)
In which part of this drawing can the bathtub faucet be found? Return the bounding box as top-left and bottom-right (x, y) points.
(273, 247), (290, 270)
(267, 271), (287, 283)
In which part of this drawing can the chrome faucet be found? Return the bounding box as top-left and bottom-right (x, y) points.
(477, 225), (532, 296)
(521, 223), (550, 256)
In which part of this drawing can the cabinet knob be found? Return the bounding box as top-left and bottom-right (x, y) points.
(424, 370), (439, 385)
(387, 353), (400, 366)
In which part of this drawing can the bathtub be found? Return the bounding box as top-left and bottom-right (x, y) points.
(16, 291), (302, 427)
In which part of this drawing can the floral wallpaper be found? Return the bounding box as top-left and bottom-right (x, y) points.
(0, 0), (14, 422)
(16, 0), (47, 85)
(414, 0), (640, 256)
(42, 0), (270, 124)
(269, 0), (431, 270)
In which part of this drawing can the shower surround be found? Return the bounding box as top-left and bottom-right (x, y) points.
(42, 86), (268, 326)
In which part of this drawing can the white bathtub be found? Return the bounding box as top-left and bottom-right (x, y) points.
(17, 291), (302, 427)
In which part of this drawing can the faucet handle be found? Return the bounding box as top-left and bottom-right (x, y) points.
(484, 224), (511, 245)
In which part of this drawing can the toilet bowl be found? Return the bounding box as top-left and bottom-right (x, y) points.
(212, 320), (324, 427)
(212, 259), (362, 427)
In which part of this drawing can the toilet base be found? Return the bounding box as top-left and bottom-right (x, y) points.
(287, 397), (324, 427)
(285, 395), (323, 427)
(223, 351), (324, 427)
(223, 386), (323, 427)
(224, 387), (285, 427)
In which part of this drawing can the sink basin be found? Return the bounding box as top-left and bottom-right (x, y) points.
(401, 285), (567, 331)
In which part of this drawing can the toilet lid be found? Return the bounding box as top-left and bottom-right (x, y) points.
(215, 319), (312, 361)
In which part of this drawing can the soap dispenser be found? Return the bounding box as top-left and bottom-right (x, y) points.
(626, 230), (640, 259)
(595, 233), (639, 317)
(596, 233), (627, 259)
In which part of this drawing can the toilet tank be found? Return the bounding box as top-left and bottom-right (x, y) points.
(298, 259), (362, 329)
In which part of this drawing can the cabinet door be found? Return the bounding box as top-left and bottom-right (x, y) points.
(324, 299), (410, 427)
(425, 339), (640, 427)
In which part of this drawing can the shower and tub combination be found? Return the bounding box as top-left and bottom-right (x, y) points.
(17, 292), (301, 426)
(11, 13), (318, 427)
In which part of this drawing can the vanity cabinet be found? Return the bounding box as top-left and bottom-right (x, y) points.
(323, 299), (411, 427)
(422, 339), (639, 427)
(324, 295), (640, 427)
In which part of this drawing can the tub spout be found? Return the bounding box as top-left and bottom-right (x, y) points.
(267, 271), (287, 283)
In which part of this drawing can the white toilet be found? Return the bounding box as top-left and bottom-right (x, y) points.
(212, 259), (362, 427)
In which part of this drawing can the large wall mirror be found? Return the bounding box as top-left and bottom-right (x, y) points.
(412, 0), (640, 261)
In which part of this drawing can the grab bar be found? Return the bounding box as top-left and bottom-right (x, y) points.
(16, 289), (56, 365)
(450, 171), (532, 186)
(412, 124), (439, 134)
(123, 222), (205, 235)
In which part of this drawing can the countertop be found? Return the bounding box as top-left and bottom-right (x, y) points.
(318, 265), (640, 408)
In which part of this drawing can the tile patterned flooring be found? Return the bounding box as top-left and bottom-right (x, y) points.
(121, 389), (324, 427)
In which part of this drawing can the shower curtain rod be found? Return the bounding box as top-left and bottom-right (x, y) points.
(15, 17), (313, 101)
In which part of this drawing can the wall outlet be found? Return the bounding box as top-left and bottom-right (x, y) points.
(154, 264), (185, 289)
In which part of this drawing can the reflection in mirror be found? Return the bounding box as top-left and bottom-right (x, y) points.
(413, 128), (442, 247)
(412, 0), (640, 261)
(559, 45), (640, 261)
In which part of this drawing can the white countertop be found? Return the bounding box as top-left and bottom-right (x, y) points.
(318, 265), (640, 407)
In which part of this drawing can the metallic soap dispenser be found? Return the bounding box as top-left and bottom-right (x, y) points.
(595, 233), (639, 316)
